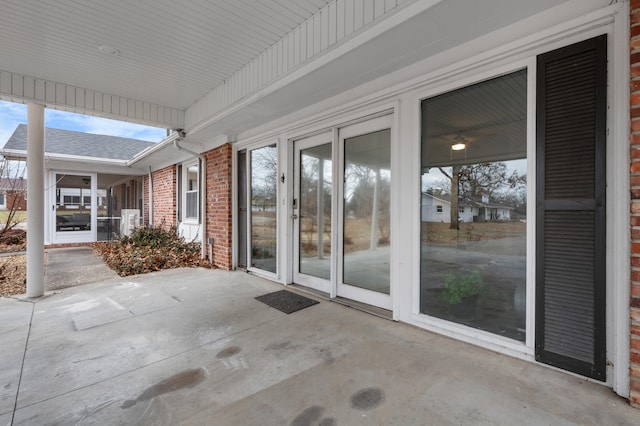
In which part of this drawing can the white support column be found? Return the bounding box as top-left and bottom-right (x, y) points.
(317, 158), (325, 259)
(26, 102), (45, 297)
(370, 169), (380, 251)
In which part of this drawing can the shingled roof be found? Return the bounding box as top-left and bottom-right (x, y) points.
(2, 124), (156, 161)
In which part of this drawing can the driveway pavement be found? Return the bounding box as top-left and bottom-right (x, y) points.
(1, 262), (639, 424)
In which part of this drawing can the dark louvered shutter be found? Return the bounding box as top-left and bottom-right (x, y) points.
(535, 35), (606, 381)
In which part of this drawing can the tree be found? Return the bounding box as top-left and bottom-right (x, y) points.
(458, 162), (526, 198)
(438, 162), (526, 230)
(0, 157), (27, 238)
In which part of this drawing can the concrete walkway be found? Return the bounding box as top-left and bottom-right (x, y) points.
(1, 263), (639, 424)
(44, 247), (118, 291)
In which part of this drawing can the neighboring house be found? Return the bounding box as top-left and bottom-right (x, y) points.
(0, 177), (27, 211)
(3, 0), (640, 409)
(421, 192), (512, 223)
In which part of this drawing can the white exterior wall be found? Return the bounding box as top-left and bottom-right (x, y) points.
(420, 194), (449, 223)
(230, 1), (629, 397)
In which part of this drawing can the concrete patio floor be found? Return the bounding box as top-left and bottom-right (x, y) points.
(1, 263), (640, 425)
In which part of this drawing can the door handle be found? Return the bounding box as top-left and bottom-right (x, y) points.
(291, 214), (298, 219)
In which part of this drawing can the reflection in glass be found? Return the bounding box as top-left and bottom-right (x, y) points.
(251, 144), (278, 273)
(185, 164), (198, 219)
(55, 174), (92, 232)
(299, 143), (332, 279)
(343, 129), (391, 294)
(420, 70), (527, 341)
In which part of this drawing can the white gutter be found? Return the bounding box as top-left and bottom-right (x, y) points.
(127, 130), (183, 166)
(173, 136), (208, 261)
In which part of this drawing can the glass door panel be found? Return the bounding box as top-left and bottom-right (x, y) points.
(293, 134), (333, 292)
(338, 116), (392, 309)
(250, 144), (278, 273)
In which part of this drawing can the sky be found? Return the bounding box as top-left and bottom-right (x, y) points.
(0, 99), (167, 148)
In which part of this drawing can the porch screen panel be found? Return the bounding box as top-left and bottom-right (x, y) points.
(535, 35), (606, 381)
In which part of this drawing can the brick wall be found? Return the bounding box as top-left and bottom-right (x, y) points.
(150, 165), (177, 229)
(204, 144), (233, 270)
(4, 190), (27, 211)
(631, 0), (640, 408)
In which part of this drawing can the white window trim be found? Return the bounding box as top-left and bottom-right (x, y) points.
(180, 159), (199, 224)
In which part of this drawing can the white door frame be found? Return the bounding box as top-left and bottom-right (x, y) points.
(292, 131), (334, 293)
(336, 114), (393, 310)
(51, 171), (97, 244)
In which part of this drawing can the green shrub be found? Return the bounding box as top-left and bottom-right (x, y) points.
(442, 271), (484, 305)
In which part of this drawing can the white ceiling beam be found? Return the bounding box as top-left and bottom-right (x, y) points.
(0, 70), (184, 129)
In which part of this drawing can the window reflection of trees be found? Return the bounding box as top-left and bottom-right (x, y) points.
(250, 145), (278, 273)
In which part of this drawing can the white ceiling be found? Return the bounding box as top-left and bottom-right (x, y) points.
(0, 0), (331, 110)
(0, 0), (600, 157)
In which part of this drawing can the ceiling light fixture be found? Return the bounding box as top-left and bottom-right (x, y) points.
(97, 45), (120, 56)
(451, 133), (467, 151)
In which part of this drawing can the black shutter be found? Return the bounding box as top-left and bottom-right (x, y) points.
(535, 35), (607, 381)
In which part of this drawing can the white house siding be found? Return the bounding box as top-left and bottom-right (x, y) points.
(185, 0), (411, 130)
(420, 194), (450, 222)
(178, 222), (202, 244)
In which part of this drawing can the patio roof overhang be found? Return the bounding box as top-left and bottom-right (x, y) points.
(0, 0), (578, 153)
(1, 0), (594, 298)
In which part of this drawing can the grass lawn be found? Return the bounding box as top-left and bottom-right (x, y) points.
(0, 210), (27, 224)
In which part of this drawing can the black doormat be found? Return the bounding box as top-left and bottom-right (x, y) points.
(255, 290), (319, 314)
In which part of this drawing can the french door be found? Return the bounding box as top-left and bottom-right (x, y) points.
(292, 115), (392, 310)
(292, 133), (334, 293)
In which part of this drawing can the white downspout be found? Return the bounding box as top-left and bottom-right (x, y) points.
(174, 138), (207, 261)
(148, 166), (153, 226)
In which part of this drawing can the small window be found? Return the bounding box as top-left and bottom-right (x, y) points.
(63, 195), (81, 205)
(436, 205), (443, 213)
(0, 192), (6, 209)
(458, 206), (464, 213)
(183, 162), (199, 221)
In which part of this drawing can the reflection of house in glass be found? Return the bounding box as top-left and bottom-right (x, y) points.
(422, 192), (513, 223)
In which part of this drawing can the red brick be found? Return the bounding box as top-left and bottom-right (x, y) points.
(633, 338), (640, 351)
(632, 352), (640, 365)
(203, 143), (233, 270)
(631, 391), (640, 408)
(633, 284), (640, 297)
(633, 308), (640, 323)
